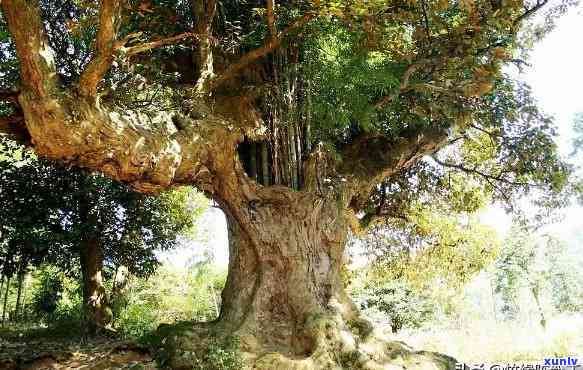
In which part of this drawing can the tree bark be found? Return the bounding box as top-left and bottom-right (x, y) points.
(80, 236), (112, 333)
(218, 194), (353, 352)
(2, 2), (456, 367)
(161, 180), (454, 368)
(191, 0), (217, 92)
(164, 184), (373, 368)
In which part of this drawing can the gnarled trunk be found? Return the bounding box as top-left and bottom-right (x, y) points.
(79, 237), (111, 333)
(162, 186), (455, 369)
(219, 195), (355, 355)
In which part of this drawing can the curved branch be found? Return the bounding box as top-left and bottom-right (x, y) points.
(1, 0), (60, 99)
(16, 91), (239, 192)
(209, 12), (314, 91)
(340, 126), (449, 209)
(79, 0), (123, 97)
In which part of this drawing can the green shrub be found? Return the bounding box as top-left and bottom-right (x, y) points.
(193, 337), (243, 370)
(117, 302), (160, 340)
(30, 268), (64, 318)
(355, 280), (436, 333)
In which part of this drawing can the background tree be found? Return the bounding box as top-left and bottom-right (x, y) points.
(544, 235), (583, 314)
(0, 0), (576, 368)
(0, 139), (203, 331)
(491, 225), (579, 329)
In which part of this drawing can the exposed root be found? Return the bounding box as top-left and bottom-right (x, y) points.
(153, 313), (457, 370)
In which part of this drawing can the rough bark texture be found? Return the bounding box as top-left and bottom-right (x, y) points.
(80, 237), (112, 332)
(155, 153), (454, 369)
(218, 191), (352, 352)
(1, 1), (458, 368)
(161, 182), (456, 369)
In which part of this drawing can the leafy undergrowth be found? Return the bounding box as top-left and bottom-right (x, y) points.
(0, 325), (156, 370)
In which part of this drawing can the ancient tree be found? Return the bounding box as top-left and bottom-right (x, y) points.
(0, 0), (571, 368)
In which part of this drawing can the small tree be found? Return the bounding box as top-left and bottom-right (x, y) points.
(492, 226), (577, 328)
(356, 280), (436, 333)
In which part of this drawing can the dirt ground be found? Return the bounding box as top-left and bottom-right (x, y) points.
(0, 336), (156, 370)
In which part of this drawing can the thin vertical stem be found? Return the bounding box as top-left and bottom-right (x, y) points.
(2, 275), (11, 324)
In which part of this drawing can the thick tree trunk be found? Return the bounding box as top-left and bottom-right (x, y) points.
(162, 185), (455, 369)
(79, 237), (111, 333)
(218, 196), (354, 354)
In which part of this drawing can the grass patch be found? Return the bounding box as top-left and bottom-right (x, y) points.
(391, 314), (583, 362)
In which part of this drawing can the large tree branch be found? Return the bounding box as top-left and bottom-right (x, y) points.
(1, 0), (60, 99)
(78, 0), (123, 97)
(2, 0), (246, 195)
(15, 91), (240, 193)
(340, 126), (449, 209)
(191, 0), (217, 93)
(209, 12), (314, 91)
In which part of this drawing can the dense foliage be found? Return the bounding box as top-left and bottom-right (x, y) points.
(0, 140), (203, 274)
(0, 139), (206, 328)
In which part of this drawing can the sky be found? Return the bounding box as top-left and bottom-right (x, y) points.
(166, 4), (583, 269)
(157, 205), (230, 269)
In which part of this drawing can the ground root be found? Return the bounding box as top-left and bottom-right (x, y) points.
(154, 315), (457, 370)
(251, 314), (457, 370)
